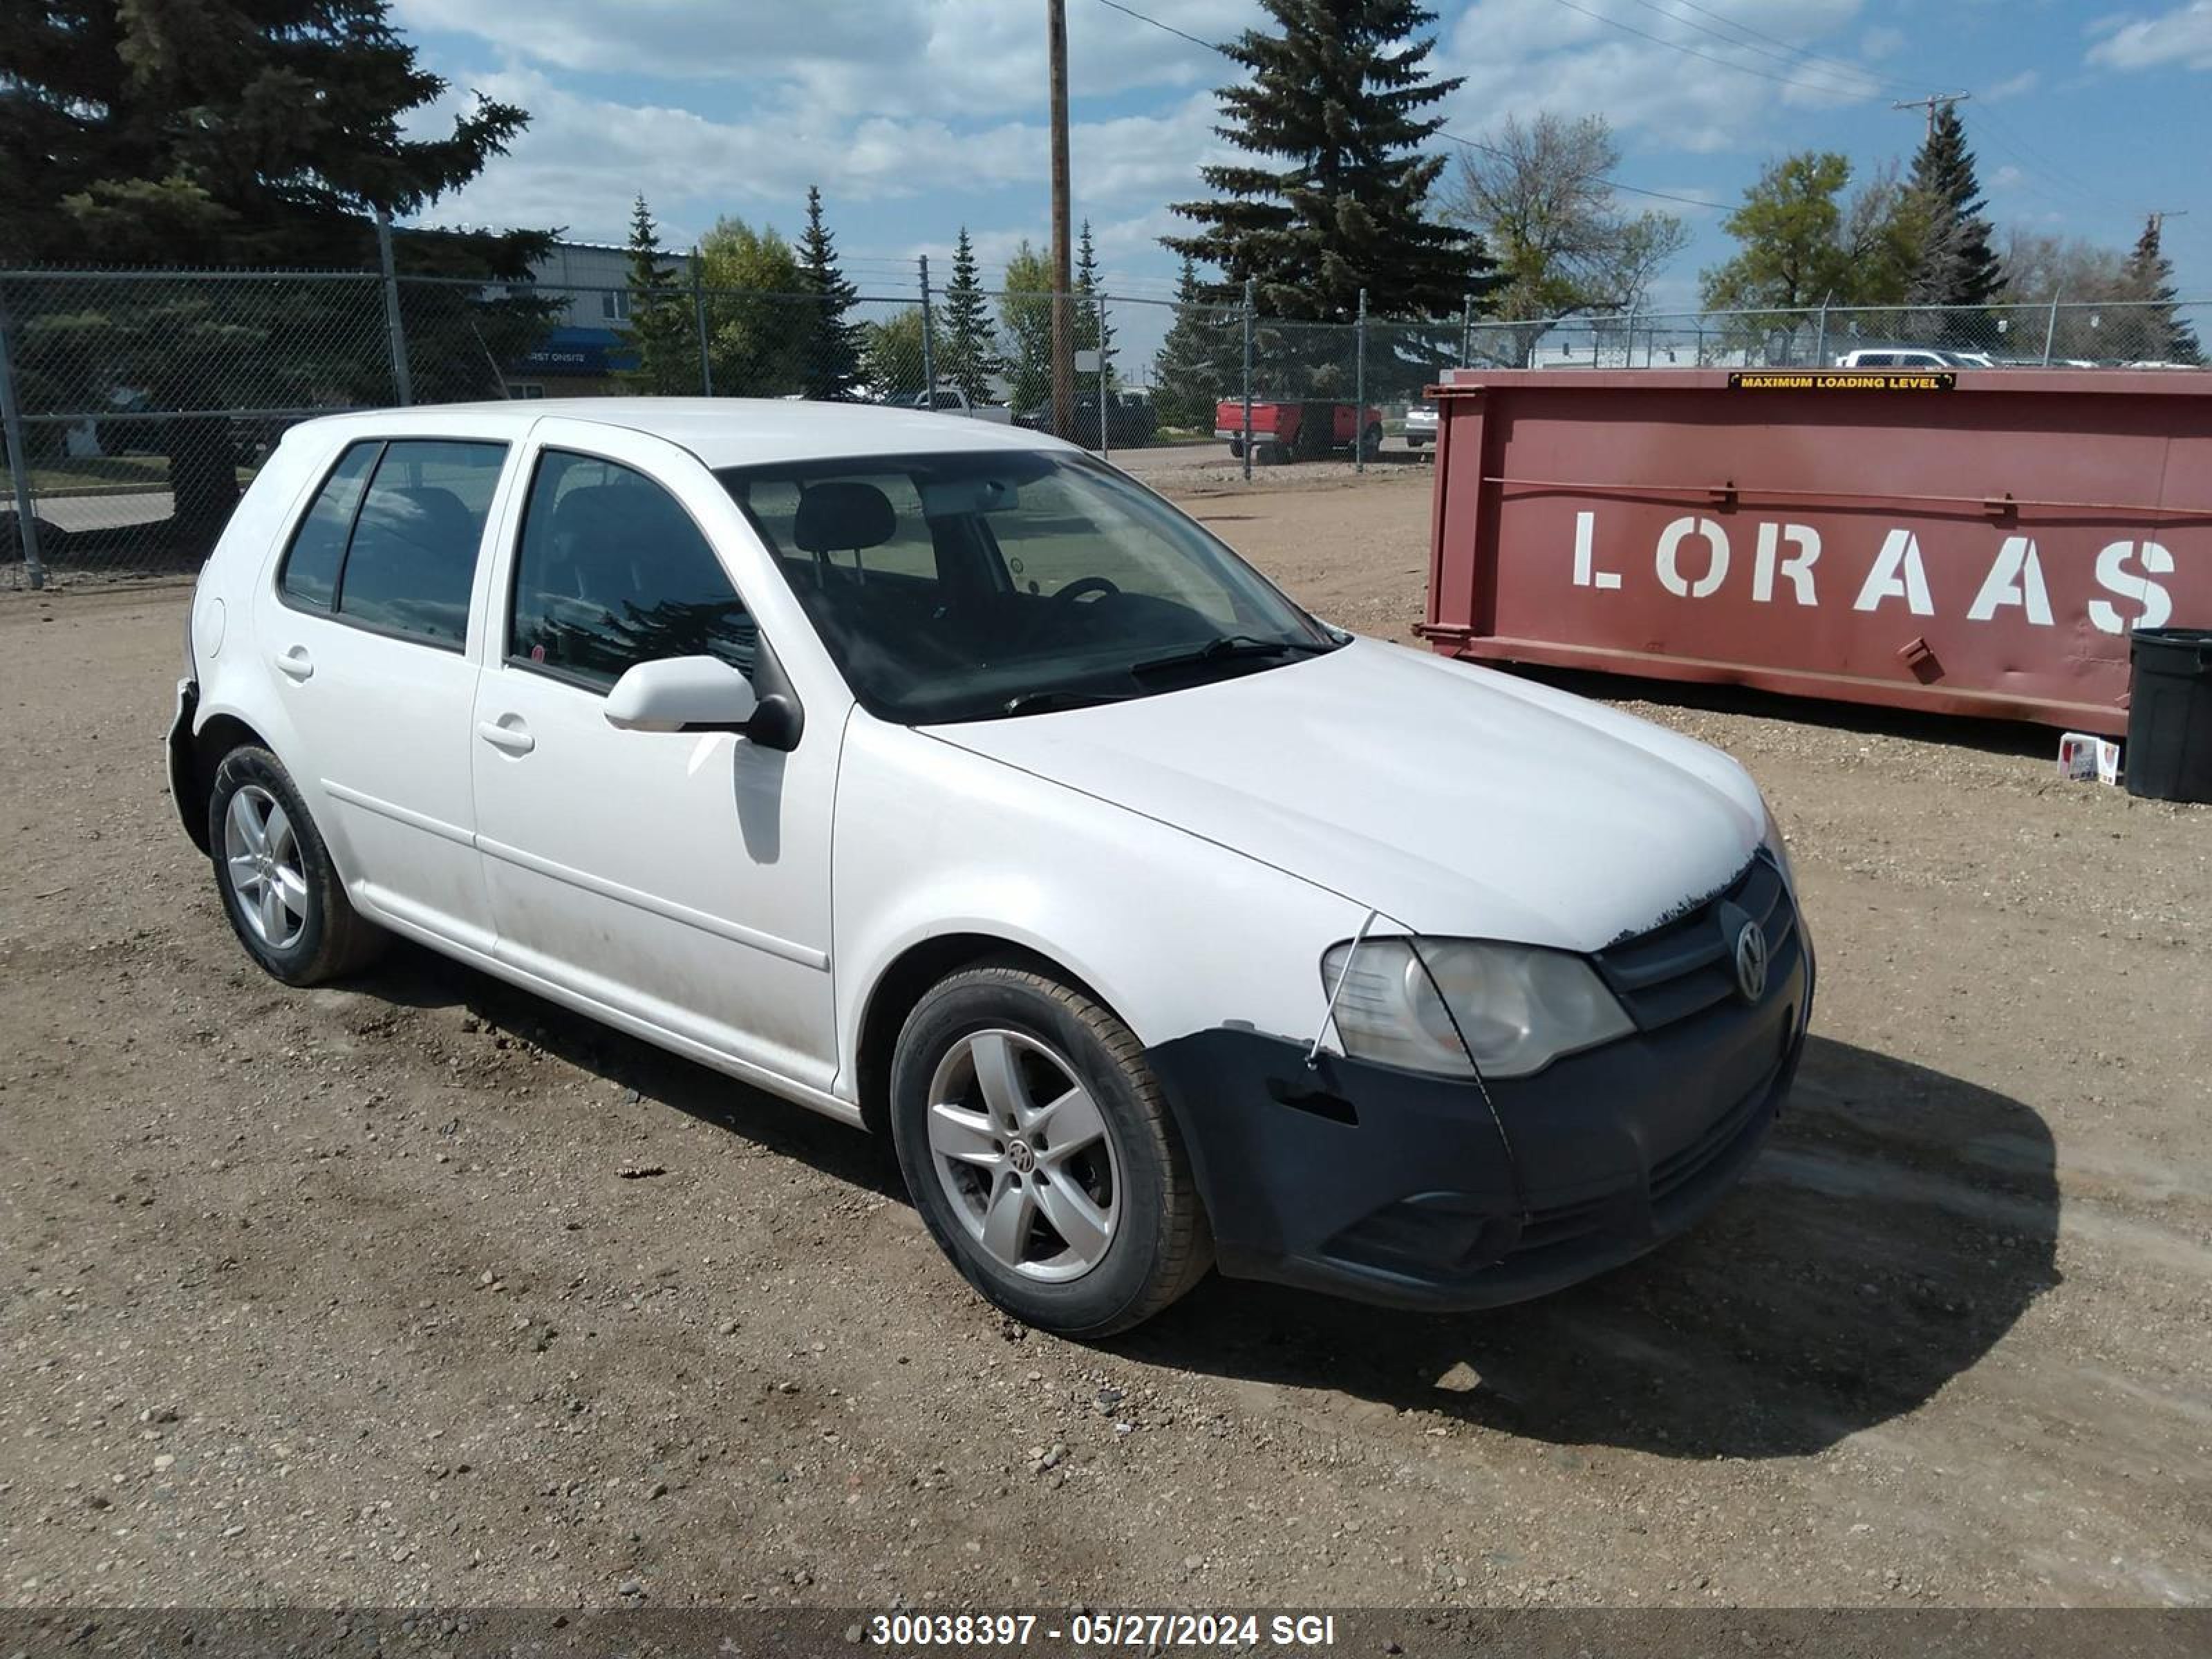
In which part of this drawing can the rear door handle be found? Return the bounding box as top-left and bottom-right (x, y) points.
(477, 718), (535, 756)
(275, 645), (314, 682)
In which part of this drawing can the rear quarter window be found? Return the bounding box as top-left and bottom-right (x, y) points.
(279, 442), (380, 608)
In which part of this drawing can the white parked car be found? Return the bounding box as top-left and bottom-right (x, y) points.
(1831, 348), (1992, 370)
(1402, 400), (1438, 449)
(903, 386), (1012, 423)
(169, 399), (1812, 1335)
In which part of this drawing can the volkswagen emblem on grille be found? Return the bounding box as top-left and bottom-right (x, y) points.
(1733, 920), (1770, 1003)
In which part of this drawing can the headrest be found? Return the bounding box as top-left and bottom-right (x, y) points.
(793, 481), (897, 554)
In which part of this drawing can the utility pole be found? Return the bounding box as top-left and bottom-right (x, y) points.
(1047, 0), (1075, 442)
(1893, 92), (1969, 140)
(2145, 209), (2188, 241)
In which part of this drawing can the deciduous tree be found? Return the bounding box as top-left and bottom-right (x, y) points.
(1443, 113), (1687, 320)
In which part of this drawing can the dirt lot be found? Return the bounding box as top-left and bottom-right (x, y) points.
(2, 467), (2208, 1613)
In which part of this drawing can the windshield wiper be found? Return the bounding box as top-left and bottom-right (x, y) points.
(998, 688), (1135, 717)
(1128, 633), (1333, 680)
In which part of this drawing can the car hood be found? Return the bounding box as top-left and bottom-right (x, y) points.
(921, 639), (1766, 951)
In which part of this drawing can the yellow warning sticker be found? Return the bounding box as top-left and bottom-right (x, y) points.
(1729, 370), (1956, 391)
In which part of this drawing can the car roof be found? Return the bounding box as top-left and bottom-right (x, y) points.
(288, 397), (1082, 469)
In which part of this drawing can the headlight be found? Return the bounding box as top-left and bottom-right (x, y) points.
(1320, 937), (1634, 1080)
(1761, 801), (1797, 894)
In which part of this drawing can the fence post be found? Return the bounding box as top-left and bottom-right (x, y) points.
(2042, 294), (2061, 366)
(917, 254), (935, 404)
(374, 208), (413, 406)
(1460, 292), (1474, 366)
(1815, 300), (1830, 366)
(0, 289), (46, 590)
(1096, 293), (1110, 458)
(1353, 287), (1368, 474)
(1240, 276), (1255, 483)
(692, 259), (713, 396)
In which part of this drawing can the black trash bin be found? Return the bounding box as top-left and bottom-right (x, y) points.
(2126, 627), (2212, 804)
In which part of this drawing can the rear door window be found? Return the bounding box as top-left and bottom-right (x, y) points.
(335, 441), (508, 648)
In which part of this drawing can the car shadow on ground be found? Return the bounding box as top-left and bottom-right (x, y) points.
(1118, 1034), (2060, 1460)
(354, 942), (908, 1203)
(346, 954), (2057, 1459)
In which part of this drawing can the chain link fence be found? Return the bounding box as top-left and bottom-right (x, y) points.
(1468, 299), (2209, 371)
(3, 264), (2205, 588)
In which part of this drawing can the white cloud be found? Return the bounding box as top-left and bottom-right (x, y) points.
(2087, 1), (2212, 71)
(1432, 0), (1885, 157)
(392, 0), (1264, 114)
(404, 70), (1227, 249)
(1982, 69), (2043, 102)
(1860, 25), (1905, 61)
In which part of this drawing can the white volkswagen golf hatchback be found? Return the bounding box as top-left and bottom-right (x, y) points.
(171, 400), (1812, 1336)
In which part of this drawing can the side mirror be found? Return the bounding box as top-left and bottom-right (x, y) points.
(604, 655), (759, 735)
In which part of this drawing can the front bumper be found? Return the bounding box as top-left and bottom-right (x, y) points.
(1147, 930), (1812, 1313)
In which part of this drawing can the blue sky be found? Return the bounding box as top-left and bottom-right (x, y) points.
(396, 0), (2212, 329)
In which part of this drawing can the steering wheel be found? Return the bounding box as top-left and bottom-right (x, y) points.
(1053, 576), (1121, 606)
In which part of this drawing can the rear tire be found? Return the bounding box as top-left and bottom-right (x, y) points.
(207, 746), (387, 986)
(1360, 423), (1383, 460)
(889, 961), (1211, 1338)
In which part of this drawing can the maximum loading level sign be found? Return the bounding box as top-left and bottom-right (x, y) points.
(1730, 369), (1957, 391)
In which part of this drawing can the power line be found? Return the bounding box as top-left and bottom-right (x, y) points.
(1091, 0), (1219, 53)
(1089, 0), (1725, 212)
(1545, 0), (1889, 100)
(1613, 0), (1900, 99)
(1656, 0), (1928, 98)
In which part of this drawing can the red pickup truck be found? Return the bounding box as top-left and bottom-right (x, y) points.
(1214, 399), (1385, 462)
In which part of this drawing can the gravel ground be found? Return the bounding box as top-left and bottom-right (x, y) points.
(1, 469), (2207, 1613)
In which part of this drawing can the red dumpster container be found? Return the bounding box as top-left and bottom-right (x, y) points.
(1419, 368), (2212, 735)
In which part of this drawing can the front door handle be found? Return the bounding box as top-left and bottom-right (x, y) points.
(477, 717), (535, 756)
(275, 645), (314, 682)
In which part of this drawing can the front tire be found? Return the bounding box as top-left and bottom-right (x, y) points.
(207, 746), (386, 986)
(889, 962), (1211, 1338)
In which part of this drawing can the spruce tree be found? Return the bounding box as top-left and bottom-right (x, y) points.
(0, 0), (546, 538)
(1905, 104), (2002, 321)
(796, 186), (866, 400)
(1152, 256), (1238, 430)
(621, 196), (697, 395)
(937, 227), (1001, 402)
(1073, 219), (1115, 388)
(1163, 0), (1486, 320)
(2113, 216), (2202, 366)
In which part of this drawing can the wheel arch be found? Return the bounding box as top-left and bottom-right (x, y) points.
(175, 709), (276, 856)
(851, 932), (1116, 1138)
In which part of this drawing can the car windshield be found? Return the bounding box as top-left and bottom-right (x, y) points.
(718, 449), (1339, 724)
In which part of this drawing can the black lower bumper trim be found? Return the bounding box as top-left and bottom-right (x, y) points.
(1146, 949), (1812, 1313)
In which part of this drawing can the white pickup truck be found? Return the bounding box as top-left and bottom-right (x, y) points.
(906, 387), (1013, 424)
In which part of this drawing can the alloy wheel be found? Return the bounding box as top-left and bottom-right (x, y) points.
(223, 784), (310, 951)
(925, 1029), (1121, 1282)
